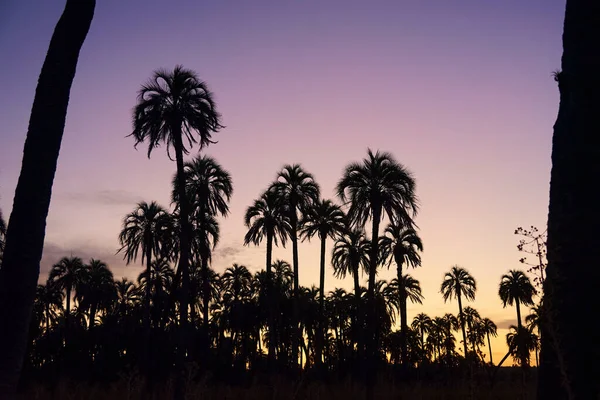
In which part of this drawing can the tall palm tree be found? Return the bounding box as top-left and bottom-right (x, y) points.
(499, 270), (536, 330)
(130, 66), (223, 360)
(244, 190), (290, 362)
(77, 259), (115, 330)
(48, 256), (86, 337)
(411, 313), (432, 352)
(506, 325), (538, 368)
(34, 282), (64, 332)
(540, 2), (600, 398)
(115, 278), (140, 317)
(336, 149), (418, 368)
(461, 306), (481, 353)
(479, 317), (497, 365)
(380, 222), (423, 364)
(331, 228), (370, 301)
(118, 201), (171, 334)
(440, 265), (476, 356)
(299, 199), (345, 366)
(0, 1), (95, 394)
(270, 164), (320, 366)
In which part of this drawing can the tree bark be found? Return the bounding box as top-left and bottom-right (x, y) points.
(539, 2), (600, 399)
(0, 1), (95, 397)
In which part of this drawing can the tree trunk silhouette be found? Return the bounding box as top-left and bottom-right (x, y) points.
(539, 2), (600, 399)
(366, 206), (381, 396)
(173, 126), (191, 400)
(457, 293), (468, 356)
(0, 1), (95, 397)
(265, 232), (275, 365)
(315, 234), (326, 367)
(397, 266), (408, 365)
(290, 208), (300, 369)
(487, 333), (494, 365)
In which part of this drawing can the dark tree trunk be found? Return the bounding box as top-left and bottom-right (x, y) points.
(0, 1), (95, 397)
(266, 232), (275, 364)
(487, 333), (494, 365)
(173, 128), (191, 400)
(315, 234), (327, 367)
(539, 3), (600, 399)
(515, 299), (522, 330)
(365, 206), (381, 394)
(290, 210), (300, 369)
(65, 284), (72, 345)
(144, 238), (152, 335)
(457, 293), (468, 357)
(397, 265), (408, 365)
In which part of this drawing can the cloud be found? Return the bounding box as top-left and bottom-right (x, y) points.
(59, 189), (143, 207)
(40, 241), (141, 281)
(214, 245), (241, 260)
(495, 318), (517, 330)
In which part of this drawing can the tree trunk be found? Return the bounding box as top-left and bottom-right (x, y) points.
(173, 128), (191, 400)
(315, 235), (327, 367)
(65, 284), (72, 345)
(457, 293), (468, 356)
(0, 1), (95, 396)
(366, 206), (381, 393)
(266, 232), (275, 365)
(539, 3), (600, 399)
(290, 210), (300, 369)
(487, 333), (494, 365)
(144, 238), (152, 336)
(515, 299), (522, 329)
(397, 265), (408, 365)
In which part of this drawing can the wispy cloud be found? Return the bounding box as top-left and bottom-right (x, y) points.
(495, 318), (516, 330)
(59, 189), (143, 207)
(40, 241), (140, 281)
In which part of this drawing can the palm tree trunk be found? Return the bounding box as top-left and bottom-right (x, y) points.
(290, 212), (300, 369)
(144, 240), (152, 335)
(515, 299), (522, 330)
(487, 333), (494, 365)
(366, 206), (382, 393)
(397, 266), (408, 365)
(65, 284), (72, 346)
(0, 3), (94, 394)
(539, 2), (600, 399)
(266, 232), (275, 365)
(316, 235), (327, 367)
(457, 293), (468, 356)
(172, 127), (192, 400)
(202, 255), (210, 335)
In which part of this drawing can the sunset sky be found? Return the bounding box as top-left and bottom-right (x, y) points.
(0, 0), (564, 362)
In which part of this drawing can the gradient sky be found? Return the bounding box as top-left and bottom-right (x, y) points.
(0, 0), (565, 363)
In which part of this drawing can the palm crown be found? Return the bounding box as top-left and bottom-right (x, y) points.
(130, 65), (223, 159)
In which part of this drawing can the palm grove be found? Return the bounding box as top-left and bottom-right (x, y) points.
(0, 66), (544, 384)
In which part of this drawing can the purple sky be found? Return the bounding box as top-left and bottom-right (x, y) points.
(0, 0), (565, 361)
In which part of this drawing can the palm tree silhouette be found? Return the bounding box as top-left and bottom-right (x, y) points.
(130, 66), (223, 357)
(34, 282), (64, 333)
(300, 198), (345, 366)
(270, 164), (320, 366)
(506, 325), (538, 367)
(480, 317), (498, 365)
(115, 278), (140, 317)
(77, 259), (115, 330)
(48, 256), (85, 345)
(118, 201), (171, 336)
(336, 149), (418, 369)
(244, 190), (291, 362)
(380, 222), (423, 364)
(0, 1), (95, 393)
(411, 313), (432, 354)
(461, 306), (481, 354)
(499, 269), (536, 330)
(440, 265), (476, 357)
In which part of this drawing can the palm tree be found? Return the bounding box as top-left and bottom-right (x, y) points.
(499, 270), (536, 330)
(0, 1), (95, 394)
(506, 325), (538, 368)
(300, 199), (345, 366)
(244, 190), (290, 362)
(115, 278), (140, 317)
(118, 201), (171, 334)
(270, 164), (320, 366)
(336, 149), (418, 367)
(411, 313), (432, 352)
(130, 66), (223, 358)
(380, 222), (423, 364)
(331, 228), (370, 301)
(34, 282), (64, 332)
(48, 256), (86, 338)
(461, 306), (481, 353)
(479, 317), (497, 365)
(440, 265), (476, 356)
(77, 259), (115, 330)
